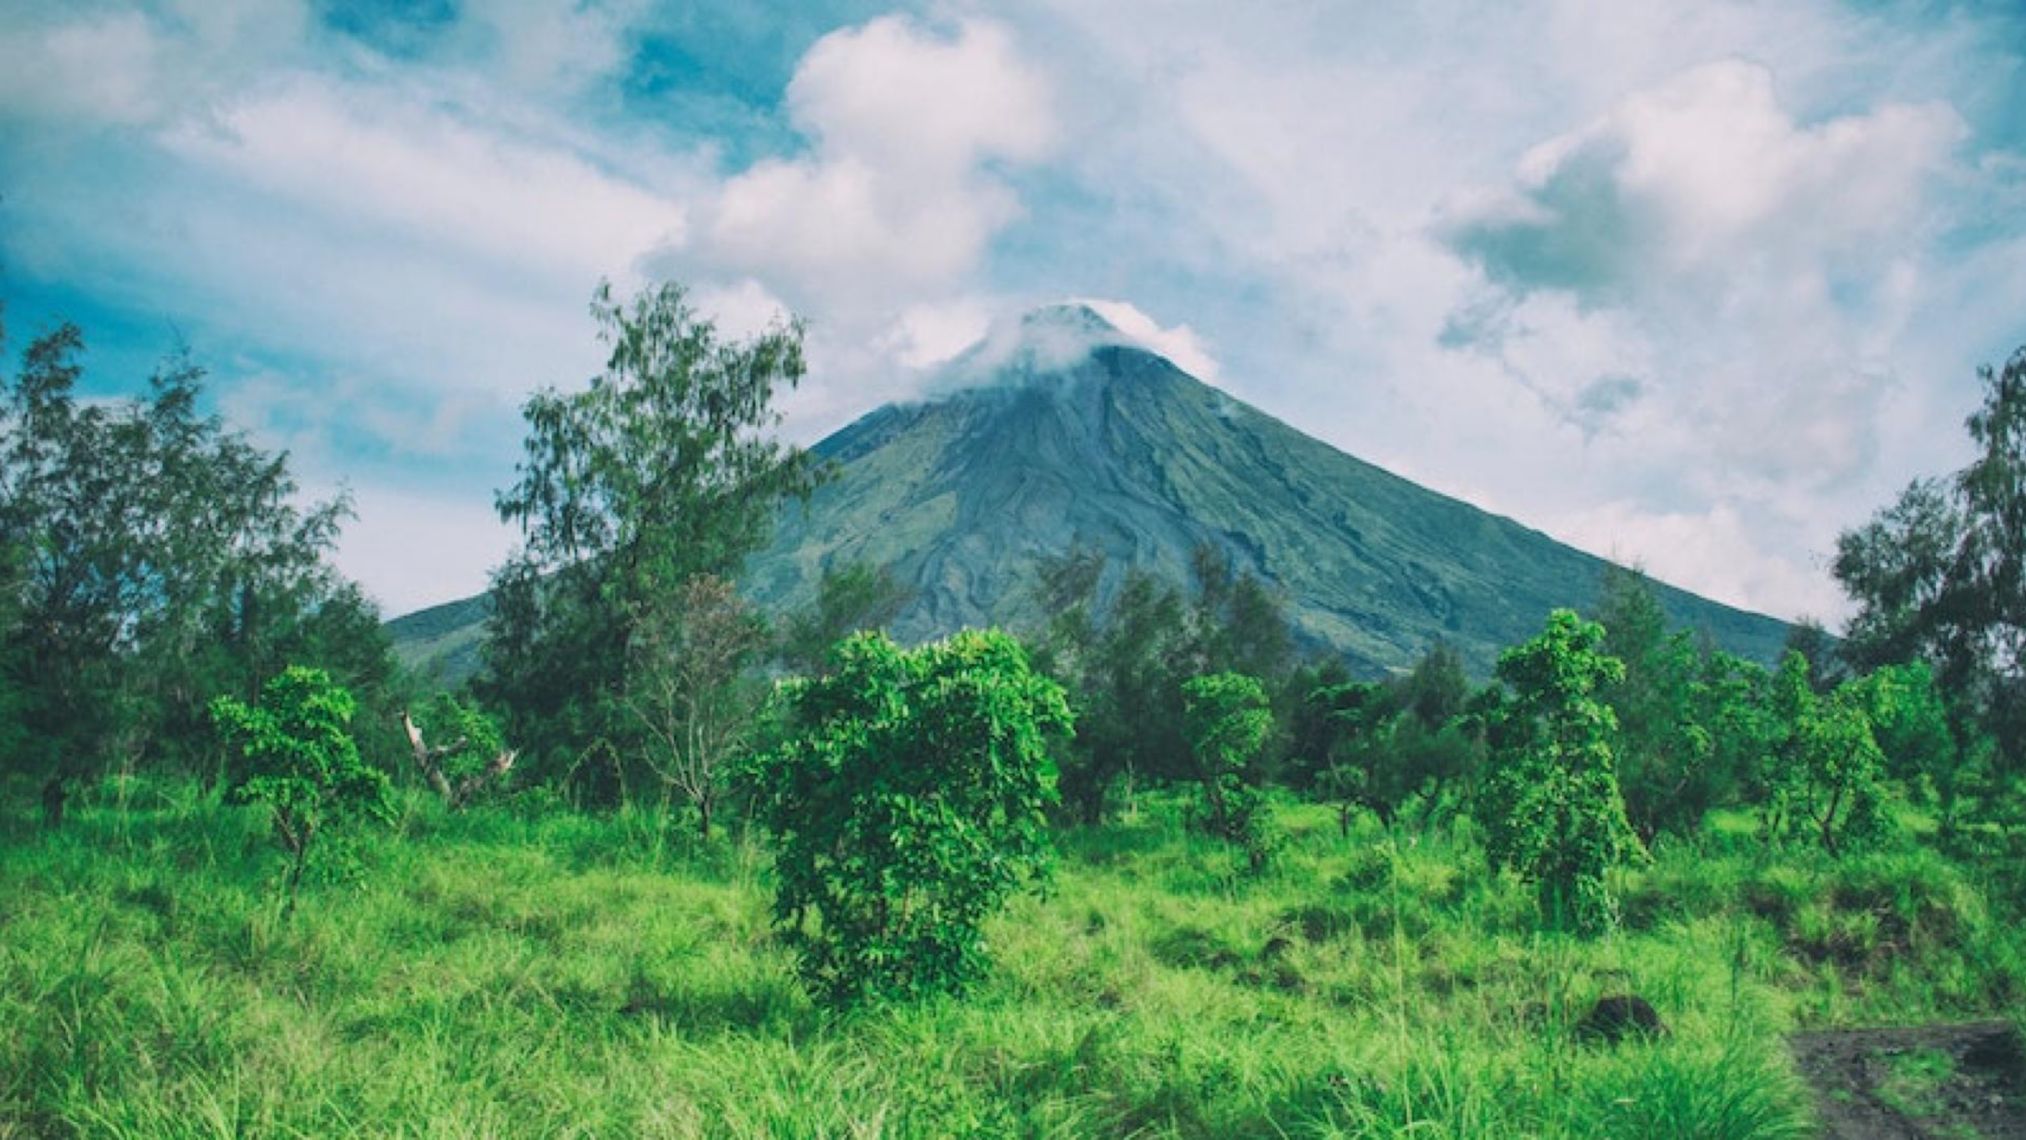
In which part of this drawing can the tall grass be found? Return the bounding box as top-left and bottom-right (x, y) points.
(1, 782), (2017, 1137)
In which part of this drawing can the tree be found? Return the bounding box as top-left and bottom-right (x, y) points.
(402, 694), (516, 811)
(624, 573), (768, 839)
(1477, 610), (1638, 935)
(1834, 346), (2026, 778)
(1188, 544), (1295, 683)
(1761, 653), (1888, 856)
(1592, 567), (1721, 842)
(481, 282), (821, 795)
(1397, 640), (1470, 730)
(1782, 618), (1849, 694)
(211, 667), (393, 916)
(1029, 551), (1193, 822)
(1182, 671), (1275, 858)
(1847, 661), (1966, 829)
(0, 322), (387, 808)
(749, 630), (1068, 1006)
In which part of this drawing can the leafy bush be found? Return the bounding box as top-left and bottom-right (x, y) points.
(750, 629), (1069, 1006)
(1476, 610), (1639, 935)
(1182, 671), (1277, 865)
(1762, 652), (1891, 855)
(210, 666), (393, 914)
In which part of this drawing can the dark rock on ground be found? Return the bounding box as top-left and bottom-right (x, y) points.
(1576, 993), (1668, 1044)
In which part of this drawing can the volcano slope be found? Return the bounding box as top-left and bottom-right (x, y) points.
(739, 305), (1787, 676)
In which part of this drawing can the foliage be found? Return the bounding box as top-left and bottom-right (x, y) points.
(749, 629), (1068, 1006)
(1761, 653), (1890, 856)
(1030, 543), (1296, 824)
(210, 666), (392, 913)
(0, 321), (389, 804)
(1477, 610), (1639, 935)
(624, 573), (769, 839)
(778, 561), (913, 674)
(403, 693), (514, 810)
(1834, 345), (2026, 780)
(16, 778), (2026, 1136)
(481, 281), (821, 797)
(1181, 671), (1276, 861)
(1186, 544), (1295, 683)
(1030, 551), (1193, 822)
(1397, 640), (1470, 730)
(1593, 567), (1727, 842)
(1848, 662), (1967, 823)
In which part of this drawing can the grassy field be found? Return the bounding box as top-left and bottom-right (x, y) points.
(2, 780), (2021, 1138)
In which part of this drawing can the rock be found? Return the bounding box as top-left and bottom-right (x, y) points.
(1577, 994), (1668, 1045)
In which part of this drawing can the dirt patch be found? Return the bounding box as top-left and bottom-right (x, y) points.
(1790, 1021), (2026, 1138)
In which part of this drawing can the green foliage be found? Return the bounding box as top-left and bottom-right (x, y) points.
(1030, 543), (1297, 825)
(481, 281), (821, 797)
(210, 666), (392, 913)
(1848, 662), (1965, 820)
(1835, 345), (2026, 782)
(1593, 567), (1730, 842)
(0, 322), (388, 801)
(1761, 653), (1890, 856)
(624, 573), (769, 839)
(1478, 610), (1639, 935)
(1181, 671), (1275, 859)
(15, 779), (2026, 1136)
(778, 561), (913, 674)
(750, 629), (1068, 1006)
(405, 692), (513, 810)
(1030, 551), (1193, 822)
(1398, 640), (1470, 730)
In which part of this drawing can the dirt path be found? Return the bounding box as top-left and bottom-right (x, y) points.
(1790, 1021), (2026, 1139)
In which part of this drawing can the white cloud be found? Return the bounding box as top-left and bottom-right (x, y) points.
(331, 483), (516, 617)
(162, 77), (688, 286)
(1551, 500), (1840, 620)
(698, 16), (1055, 310)
(689, 278), (792, 342)
(1077, 299), (1221, 382)
(1449, 59), (1966, 299)
(880, 298), (995, 369)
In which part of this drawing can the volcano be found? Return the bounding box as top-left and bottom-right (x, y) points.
(390, 304), (1790, 680)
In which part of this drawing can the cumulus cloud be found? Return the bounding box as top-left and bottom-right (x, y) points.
(696, 16), (1055, 309)
(1445, 60), (1966, 304)
(0, 1), (309, 130)
(161, 77), (689, 285)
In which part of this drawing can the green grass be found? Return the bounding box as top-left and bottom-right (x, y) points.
(2, 782), (2020, 1137)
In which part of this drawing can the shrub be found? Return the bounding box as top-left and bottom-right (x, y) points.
(210, 666), (393, 915)
(750, 629), (1069, 1006)
(1476, 610), (1639, 935)
(1181, 671), (1275, 863)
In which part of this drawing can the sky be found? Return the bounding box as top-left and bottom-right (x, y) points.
(2, 0), (2022, 623)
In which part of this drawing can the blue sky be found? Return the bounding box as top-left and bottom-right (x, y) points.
(2, 0), (2022, 621)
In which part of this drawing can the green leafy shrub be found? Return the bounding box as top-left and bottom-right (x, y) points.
(1762, 653), (1891, 855)
(1182, 671), (1277, 866)
(750, 629), (1069, 1006)
(210, 666), (393, 914)
(1476, 610), (1639, 935)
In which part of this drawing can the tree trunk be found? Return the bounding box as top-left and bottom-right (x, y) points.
(41, 776), (66, 828)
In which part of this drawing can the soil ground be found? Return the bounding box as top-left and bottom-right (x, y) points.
(1791, 1021), (2026, 1139)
